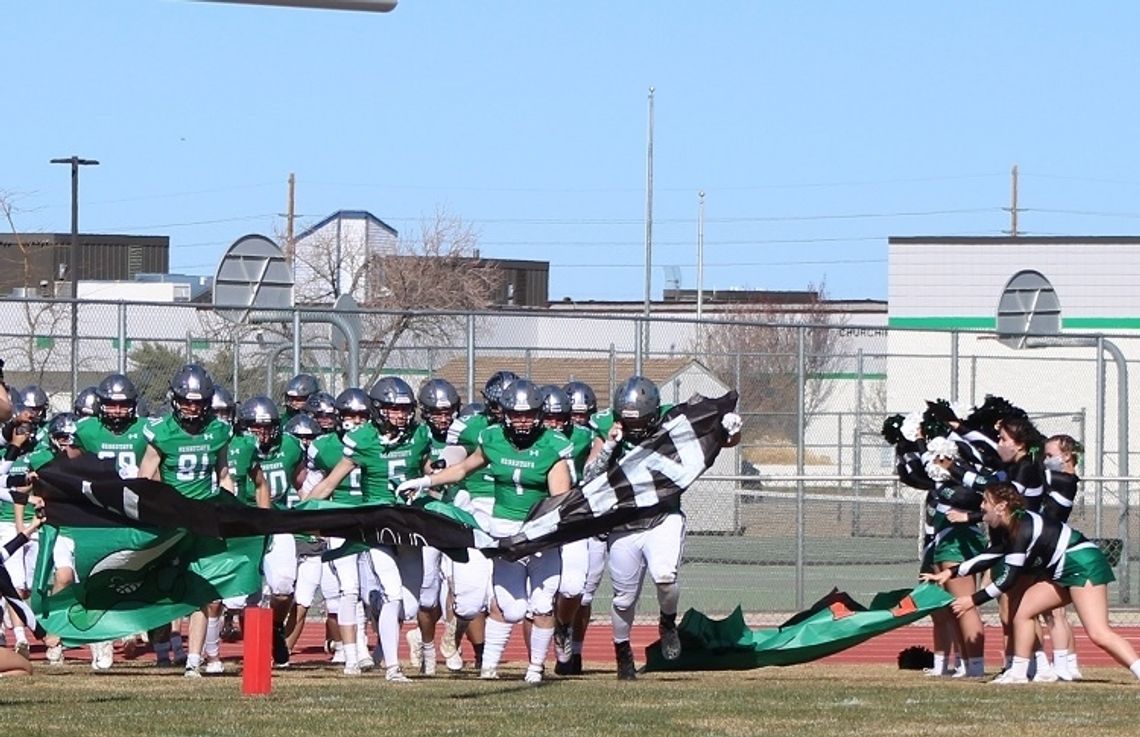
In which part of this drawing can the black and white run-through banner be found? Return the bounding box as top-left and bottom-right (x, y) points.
(496, 391), (739, 560)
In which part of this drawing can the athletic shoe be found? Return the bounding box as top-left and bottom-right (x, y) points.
(1069, 665), (1083, 681)
(420, 646), (437, 676)
(406, 628), (423, 670)
(219, 620), (241, 643)
(330, 643), (346, 664)
(569, 653), (583, 676)
(386, 666), (413, 683)
(439, 616), (459, 660)
(990, 670), (1029, 685)
(445, 651), (464, 672)
(91, 641), (114, 671)
(205, 659), (225, 675)
(272, 628), (290, 669)
(615, 641), (637, 681)
(658, 621), (682, 661)
(358, 654), (375, 672)
(46, 644), (65, 666)
(184, 665), (202, 679)
(524, 666), (543, 684)
(553, 623), (572, 663)
(15, 641), (30, 660)
(342, 663), (362, 677)
(1032, 667), (1059, 683)
(479, 667), (499, 680)
(554, 658), (574, 676)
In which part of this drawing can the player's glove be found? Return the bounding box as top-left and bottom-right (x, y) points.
(395, 476), (432, 502)
(721, 412), (743, 436)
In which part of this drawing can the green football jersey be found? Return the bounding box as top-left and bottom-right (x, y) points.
(559, 424), (595, 483)
(447, 412), (496, 499)
(258, 434), (305, 509)
(342, 423), (431, 505)
(142, 415), (233, 500)
(227, 433), (259, 506)
(308, 433), (363, 506)
(74, 416), (149, 475)
(0, 447), (51, 523)
(479, 426), (574, 522)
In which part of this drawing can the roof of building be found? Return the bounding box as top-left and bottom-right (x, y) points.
(294, 210), (398, 242)
(431, 355), (704, 407)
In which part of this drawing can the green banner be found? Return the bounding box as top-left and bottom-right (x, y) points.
(644, 584), (952, 671)
(31, 524), (264, 646)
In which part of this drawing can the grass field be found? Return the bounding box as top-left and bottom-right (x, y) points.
(7, 662), (1139, 737)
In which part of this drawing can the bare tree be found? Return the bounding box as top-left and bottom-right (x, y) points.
(698, 283), (850, 442)
(0, 191), (71, 390)
(287, 208), (502, 388)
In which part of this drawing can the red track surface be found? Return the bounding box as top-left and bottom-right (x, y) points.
(24, 623), (1140, 669)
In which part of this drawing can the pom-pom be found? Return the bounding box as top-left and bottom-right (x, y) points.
(897, 645), (934, 670)
(900, 411), (923, 442)
(881, 414), (905, 445)
(925, 436), (959, 460)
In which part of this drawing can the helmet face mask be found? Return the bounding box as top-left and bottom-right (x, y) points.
(500, 379), (544, 447)
(540, 385), (572, 435)
(284, 413), (320, 448)
(335, 389), (372, 435)
(239, 396), (280, 453)
(369, 377), (416, 440)
(48, 413), (79, 455)
(212, 387), (236, 424)
(19, 386), (49, 427)
(96, 373), (140, 433)
(614, 376), (661, 442)
(284, 374), (320, 410)
(563, 382), (597, 427)
(417, 379), (460, 441)
(482, 370), (520, 424)
(74, 387), (99, 417)
(169, 364), (215, 435)
(306, 392), (338, 433)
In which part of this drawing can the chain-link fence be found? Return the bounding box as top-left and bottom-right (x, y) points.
(1, 296), (1137, 617)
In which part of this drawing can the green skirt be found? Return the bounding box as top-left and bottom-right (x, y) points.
(1055, 543), (1116, 588)
(933, 526), (988, 565)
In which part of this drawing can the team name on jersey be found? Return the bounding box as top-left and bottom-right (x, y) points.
(179, 444), (212, 453)
(499, 457), (537, 469)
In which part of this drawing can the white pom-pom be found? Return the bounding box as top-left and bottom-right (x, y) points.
(900, 411), (923, 442)
(924, 460), (952, 483)
(926, 436), (959, 460)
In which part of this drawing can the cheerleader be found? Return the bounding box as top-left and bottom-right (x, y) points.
(923, 482), (1140, 684)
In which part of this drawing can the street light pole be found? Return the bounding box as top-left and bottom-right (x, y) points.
(50, 155), (99, 398)
(641, 86), (655, 372)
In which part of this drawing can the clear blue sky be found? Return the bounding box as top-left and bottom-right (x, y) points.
(7, 2), (1140, 302)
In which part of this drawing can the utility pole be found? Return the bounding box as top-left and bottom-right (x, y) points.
(1010, 164), (1019, 237)
(285, 172), (296, 277)
(50, 155), (99, 398)
(642, 86), (655, 366)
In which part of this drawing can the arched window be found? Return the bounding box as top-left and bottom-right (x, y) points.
(996, 270), (1061, 348)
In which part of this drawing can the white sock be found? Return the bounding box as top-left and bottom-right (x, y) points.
(1008, 655), (1030, 679)
(12, 626), (27, 645)
(529, 625), (554, 670)
(422, 642), (437, 664)
(186, 653), (202, 669)
(355, 601), (367, 648)
(1129, 660), (1140, 680)
(1068, 651), (1081, 673)
(481, 618), (513, 672)
(966, 657), (985, 677)
(355, 639), (371, 664)
(1052, 649), (1070, 674)
(204, 616), (221, 658)
(931, 653), (946, 673)
(378, 601), (401, 669)
(1034, 649), (1052, 670)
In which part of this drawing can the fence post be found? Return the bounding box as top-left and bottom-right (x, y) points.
(949, 330), (959, 401)
(292, 309), (302, 377)
(117, 302), (128, 374)
(634, 320), (644, 376)
(1095, 338), (1105, 539)
(185, 331), (193, 362)
(608, 343), (616, 400)
(465, 313), (475, 404)
(795, 325), (806, 610)
(232, 330), (240, 400)
(853, 349), (865, 532)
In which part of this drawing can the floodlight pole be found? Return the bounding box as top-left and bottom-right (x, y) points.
(50, 155), (99, 397)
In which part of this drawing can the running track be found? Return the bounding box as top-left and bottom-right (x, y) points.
(25, 623), (1140, 668)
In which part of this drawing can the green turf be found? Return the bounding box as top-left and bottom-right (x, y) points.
(6, 663), (1139, 737)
